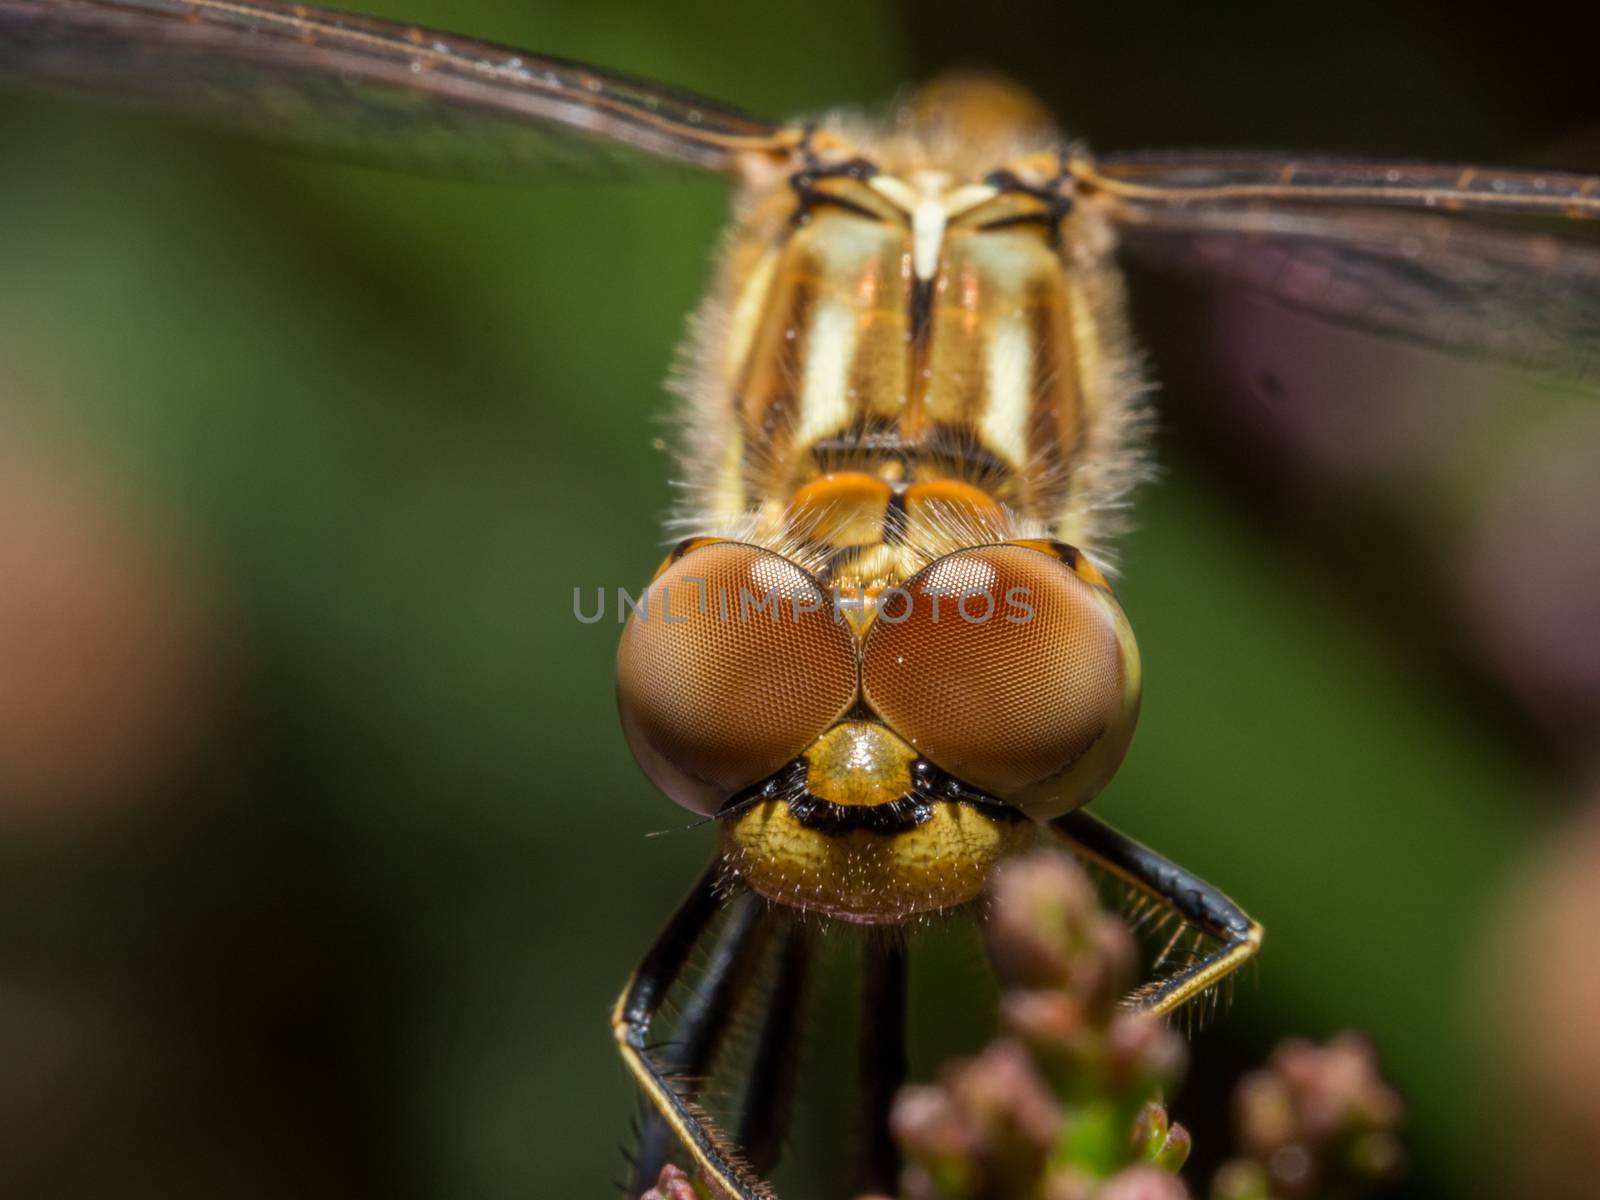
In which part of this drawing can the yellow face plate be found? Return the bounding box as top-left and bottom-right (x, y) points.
(719, 722), (1033, 922)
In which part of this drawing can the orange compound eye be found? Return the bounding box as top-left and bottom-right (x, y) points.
(861, 543), (1140, 820)
(617, 542), (860, 816)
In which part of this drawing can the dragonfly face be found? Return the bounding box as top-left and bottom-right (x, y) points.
(617, 537), (1140, 921)
(3, 3), (1597, 1198)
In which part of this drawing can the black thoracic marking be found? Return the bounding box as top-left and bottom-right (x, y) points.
(790, 154), (883, 226)
(977, 212), (1059, 233)
(811, 427), (911, 464)
(791, 189), (881, 225)
(796, 155), (880, 183)
(882, 489), (909, 546)
(910, 275), (935, 349)
(809, 420), (1016, 483)
(983, 167), (1075, 213)
(981, 167), (1074, 247)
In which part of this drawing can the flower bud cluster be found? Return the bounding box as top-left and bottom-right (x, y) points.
(884, 851), (1192, 1200)
(1211, 1034), (1404, 1200)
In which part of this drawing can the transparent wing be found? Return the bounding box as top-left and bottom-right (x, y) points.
(1089, 154), (1600, 756)
(1078, 152), (1600, 388)
(0, 0), (790, 175)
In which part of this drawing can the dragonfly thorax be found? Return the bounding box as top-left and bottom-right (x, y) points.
(675, 110), (1150, 576)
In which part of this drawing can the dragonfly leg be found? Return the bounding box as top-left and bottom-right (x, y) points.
(734, 916), (813, 1177)
(612, 860), (776, 1200)
(1048, 810), (1263, 1016)
(854, 935), (907, 1196)
(628, 888), (771, 1197)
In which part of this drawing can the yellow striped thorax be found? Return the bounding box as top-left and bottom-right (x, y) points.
(677, 79), (1148, 587)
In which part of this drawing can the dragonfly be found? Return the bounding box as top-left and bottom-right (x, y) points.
(4, 3), (1599, 1198)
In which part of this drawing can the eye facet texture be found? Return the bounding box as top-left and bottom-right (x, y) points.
(617, 542), (859, 815)
(861, 544), (1139, 817)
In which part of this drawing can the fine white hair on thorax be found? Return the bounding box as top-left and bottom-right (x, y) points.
(661, 93), (1156, 573)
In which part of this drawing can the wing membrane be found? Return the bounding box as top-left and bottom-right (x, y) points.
(1083, 153), (1600, 387)
(0, 0), (788, 175)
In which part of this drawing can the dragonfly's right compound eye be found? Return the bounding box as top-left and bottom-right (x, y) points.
(861, 542), (1141, 820)
(616, 542), (859, 816)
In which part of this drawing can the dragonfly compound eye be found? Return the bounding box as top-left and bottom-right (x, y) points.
(616, 541), (859, 816)
(861, 543), (1141, 819)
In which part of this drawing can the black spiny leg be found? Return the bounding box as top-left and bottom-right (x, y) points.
(628, 889), (771, 1197)
(854, 935), (907, 1196)
(1049, 810), (1263, 1015)
(612, 861), (775, 1200)
(734, 915), (814, 1178)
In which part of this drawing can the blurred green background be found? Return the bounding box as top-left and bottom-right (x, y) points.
(2, 1), (1597, 1197)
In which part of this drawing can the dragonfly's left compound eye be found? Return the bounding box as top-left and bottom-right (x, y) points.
(617, 542), (859, 817)
(862, 543), (1141, 819)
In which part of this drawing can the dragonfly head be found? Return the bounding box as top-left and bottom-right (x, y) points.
(615, 538), (1141, 920)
